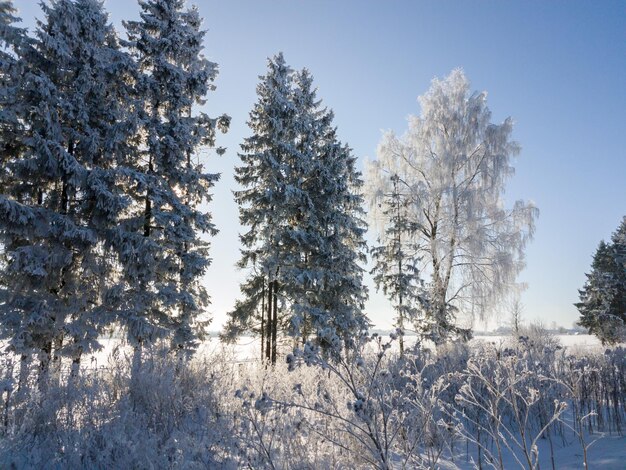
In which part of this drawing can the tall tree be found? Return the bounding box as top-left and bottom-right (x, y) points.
(289, 69), (369, 353)
(53, 0), (140, 370)
(0, 0), (45, 372)
(367, 69), (537, 343)
(225, 59), (369, 361)
(0, 0), (140, 379)
(576, 217), (626, 345)
(0, 0), (102, 377)
(0, 0), (26, 178)
(225, 53), (296, 363)
(123, 0), (228, 359)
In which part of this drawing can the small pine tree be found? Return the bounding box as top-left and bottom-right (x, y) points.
(369, 174), (424, 354)
(577, 217), (626, 344)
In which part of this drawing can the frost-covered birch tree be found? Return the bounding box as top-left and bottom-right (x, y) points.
(367, 69), (537, 343)
(123, 0), (228, 358)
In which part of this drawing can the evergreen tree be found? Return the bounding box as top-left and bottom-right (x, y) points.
(577, 217), (626, 344)
(0, 0), (41, 380)
(53, 0), (139, 368)
(369, 174), (423, 355)
(0, 0), (93, 374)
(289, 69), (369, 353)
(123, 0), (228, 358)
(0, 0), (27, 181)
(225, 53), (296, 364)
(225, 59), (368, 361)
(0, 0), (137, 377)
(613, 217), (626, 271)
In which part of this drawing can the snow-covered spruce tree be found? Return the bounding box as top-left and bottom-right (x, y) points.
(368, 173), (424, 355)
(0, 0), (37, 385)
(0, 0), (135, 377)
(51, 0), (141, 371)
(0, 0), (29, 197)
(0, 0), (27, 180)
(123, 0), (228, 360)
(225, 53), (296, 364)
(614, 217), (626, 269)
(289, 68), (369, 353)
(225, 58), (368, 362)
(576, 217), (626, 345)
(367, 69), (537, 344)
(0, 0), (29, 224)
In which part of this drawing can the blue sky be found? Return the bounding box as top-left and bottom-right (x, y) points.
(14, 0), (626, 330)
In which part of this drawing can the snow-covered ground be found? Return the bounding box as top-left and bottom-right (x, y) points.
(471, 333), (603, 350)
(441, 431), (626, 470)
(87, 334), (606, 368)
(546, 433), (626, 470)
(4, 333), (624, 469)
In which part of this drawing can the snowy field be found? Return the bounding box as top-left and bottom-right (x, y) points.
(470, 334), (603, 351)
(86, 334), (606, 368)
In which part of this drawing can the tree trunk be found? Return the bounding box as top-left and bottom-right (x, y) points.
(17, 354), (29, 394)
(143, 144), (154, 238)
(271, 281), (278, 364)
(265, 280), (273, 363)
(38, 342), (52, 392)
(70, 350), (81, 380)
(395, 176), (405, 356)
(398, 213), (404, 356)
(130, 341), (143, 406)
(260, 278), (265, 361)
(132, 342), (142, 376)
(51, 332), (64, 386)
(398, 303), (404, 357)
(143, 193), (152, 237)
(48, 141), (73, 386)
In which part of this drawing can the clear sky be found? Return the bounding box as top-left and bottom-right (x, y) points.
(14, 0), (626, 330)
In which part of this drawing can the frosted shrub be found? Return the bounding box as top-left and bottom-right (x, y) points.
(231, 362), (344, 468)
(0, 346), (238, 469)
(267, 334), (455, 469)
(561, 346), (626, 436)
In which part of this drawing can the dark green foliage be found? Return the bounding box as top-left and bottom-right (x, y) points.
(577, 217), (626, 345)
